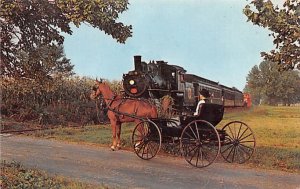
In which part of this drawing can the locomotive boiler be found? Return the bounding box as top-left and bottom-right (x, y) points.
(122, 55), (247, 112)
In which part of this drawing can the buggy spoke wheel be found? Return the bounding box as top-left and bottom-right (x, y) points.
(180, 120), (220, 168)
(221, 121), (256, 163)
(132, 120), (161, 160)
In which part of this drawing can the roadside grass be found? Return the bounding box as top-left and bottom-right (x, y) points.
(220, 106), (300, 172)
(0, 161), (111, 189)
(30, 123), (135, 149)
(28, 106), (300, 172)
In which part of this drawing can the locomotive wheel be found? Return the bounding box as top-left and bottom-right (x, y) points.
(132, 120), (162, 160)
(180, 120), (220, 168)
(220, 121), (256, 164)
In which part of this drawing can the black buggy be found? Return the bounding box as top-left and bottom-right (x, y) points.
(132, 104), (256, 168)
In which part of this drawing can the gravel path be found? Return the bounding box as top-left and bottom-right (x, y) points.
(1, 135), (300, 189)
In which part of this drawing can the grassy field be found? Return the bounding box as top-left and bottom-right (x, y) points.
(29, 106), (300, 172)
(221, 106), (300, 172)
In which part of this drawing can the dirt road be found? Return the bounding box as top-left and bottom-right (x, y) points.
(1, 135), (300, 189)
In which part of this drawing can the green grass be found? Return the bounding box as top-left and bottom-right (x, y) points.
(220, 106), (300, 172)
(29, 106), (300, 172)
(0, 161), (111, 189)
(221, 106), (300, 149)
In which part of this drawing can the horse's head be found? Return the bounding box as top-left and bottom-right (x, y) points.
(90, 79), (103, 100)
(90, 79), (113, 100)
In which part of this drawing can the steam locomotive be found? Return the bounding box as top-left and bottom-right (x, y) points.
(122, 56), (246, 112)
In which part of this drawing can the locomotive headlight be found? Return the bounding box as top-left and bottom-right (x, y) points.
(129, 80), (135, 85)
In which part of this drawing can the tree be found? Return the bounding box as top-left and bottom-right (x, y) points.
(16, 44), (74, 81)
(243, 0), (300, 70)
(245, 61), (300, 105)
(0, 44), (73, 110)
(0, 0), (132, 77)
(279, 70), (300, 105)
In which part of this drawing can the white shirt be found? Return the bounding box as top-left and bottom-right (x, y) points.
(194, 99), (206, 115)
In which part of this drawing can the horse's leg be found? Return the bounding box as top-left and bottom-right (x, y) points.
(111, 121), (117, 151)
(116, 123), (121, 150)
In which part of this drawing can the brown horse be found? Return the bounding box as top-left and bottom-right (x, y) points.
(90, 80), (158, 150)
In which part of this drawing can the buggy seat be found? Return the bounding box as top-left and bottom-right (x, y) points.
(181, 103), (224, 127)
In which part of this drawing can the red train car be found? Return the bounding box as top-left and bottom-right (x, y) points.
(243, 93), (252, 107)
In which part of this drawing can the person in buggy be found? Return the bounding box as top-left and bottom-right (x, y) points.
(194, 89), (210, 116)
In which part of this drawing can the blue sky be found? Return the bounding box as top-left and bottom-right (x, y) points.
(63, 0), (277, 91)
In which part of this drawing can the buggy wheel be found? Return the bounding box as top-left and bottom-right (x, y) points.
(221, 121), (256, 163)
(180, 120), (220, 168)
(132, 120), (162, 160)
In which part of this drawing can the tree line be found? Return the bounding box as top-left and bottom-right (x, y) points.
(245, 61), (300, 106)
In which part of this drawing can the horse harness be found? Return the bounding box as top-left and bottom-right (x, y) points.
(97, 95), (149, 120)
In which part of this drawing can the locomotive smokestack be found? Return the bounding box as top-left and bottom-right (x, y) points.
(134, 55), (142, 71)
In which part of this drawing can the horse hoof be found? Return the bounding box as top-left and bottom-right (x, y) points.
(111, 146), (116, 151)
(134, 142), (141, 150)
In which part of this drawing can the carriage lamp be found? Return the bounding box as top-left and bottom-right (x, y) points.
(129, 80), (135, 85)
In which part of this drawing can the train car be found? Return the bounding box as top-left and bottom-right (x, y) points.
(183, 74), (223, 105)
(233, 88), (245, 107)
(122, 56), (246, 113)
